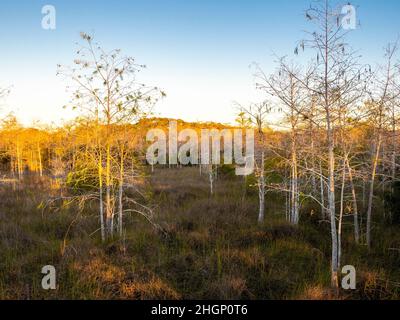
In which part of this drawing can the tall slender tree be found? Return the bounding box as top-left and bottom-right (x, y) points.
(291, 0), (367, 288)
(365, 42), (400, 248)
(239, 102), (271, 223)
(58, 32), (164, 240)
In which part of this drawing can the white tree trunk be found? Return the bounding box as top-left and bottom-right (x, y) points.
(290, 146), (299, 225)
(118, 182), (123, 237)
(319, 160), (325, 219)
(209, 164), (214, 195)
(338, 160), (346, 270)
(366, 134), (382, 249)
(98, 152), (105, 242)
(258, 150), (265, 223)
(328, 141), (339, 288)
(346, 156), (360, 244)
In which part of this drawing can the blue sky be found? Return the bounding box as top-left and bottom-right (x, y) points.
(0, 0), (399, 125)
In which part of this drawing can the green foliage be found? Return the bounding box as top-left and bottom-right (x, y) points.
(218, 164), (236, 178)
(66, 166), (98, 193)
(265, 156), (284, 184)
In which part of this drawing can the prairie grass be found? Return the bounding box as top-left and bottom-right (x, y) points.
(0, 168), (399, 300)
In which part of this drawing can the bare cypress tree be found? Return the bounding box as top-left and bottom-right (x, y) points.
(256, 62), (308, 225)
(239, 102), (271, 223)
(365, 42), (400, 249)
(58, 32), (164, 240)
(292, 0), (367, 288)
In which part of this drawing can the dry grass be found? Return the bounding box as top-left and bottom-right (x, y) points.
(0, 168), (399, 300)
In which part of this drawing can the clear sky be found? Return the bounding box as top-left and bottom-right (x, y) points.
(0, 0), (399, 125)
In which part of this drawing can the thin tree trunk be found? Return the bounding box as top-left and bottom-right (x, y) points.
(118, 146), (124, 237)
(209, 164), (214, 195)
(16, 143), (22, 180)
(322, 13), (338, 289)
(98, 149), (105, 242)
(390, 111), (396, 221)
(311, 141), (317, 195)
(286, 179), (290, 222)
(258, 150), (265, 223)
(328, 139), (338, 288)
(345, 156), (360, 244)
(309, 101), (317, 196)
(118, 182), (123, 237)
(338, 160), (346, 270)
(106, 143), (113, 237)
(366, 134), (382, 249)
(291, 136), (299, 224)
(324, 1), (338, 287)
(319, 160), (325, 218)
(37, 144), (43, 177)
